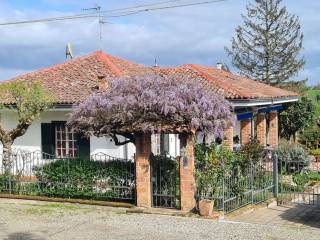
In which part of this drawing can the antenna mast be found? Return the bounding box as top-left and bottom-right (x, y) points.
(66, 43), (74, 59)
(83, 2), (106, 50)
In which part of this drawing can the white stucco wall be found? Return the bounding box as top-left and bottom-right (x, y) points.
(90, 136), (136, 159)
(0, 109), (137, 159)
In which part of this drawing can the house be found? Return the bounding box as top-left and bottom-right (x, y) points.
(0, 51), (298, 159)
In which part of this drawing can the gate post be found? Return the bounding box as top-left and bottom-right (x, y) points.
(135, 132), (152, 208)
(179, 133), (196, 212)
(273, 153), (278, 198)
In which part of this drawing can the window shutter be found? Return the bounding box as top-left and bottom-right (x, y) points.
(41, 123), (55, 156)
(161, 133), (170, 154)
(77, 135), (90, 159)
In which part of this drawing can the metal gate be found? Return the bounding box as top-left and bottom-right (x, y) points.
(278, 158), (320, 208)
(151, 155), (180, 209)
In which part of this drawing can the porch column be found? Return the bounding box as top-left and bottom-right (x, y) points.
(135, 133), (152, 208)
(222, 126), (234, 150)
(257, 113), (267, 146)
(240, 119), (252, 145)
(179, 133), (196, 212)
(268, 111), (279, 148)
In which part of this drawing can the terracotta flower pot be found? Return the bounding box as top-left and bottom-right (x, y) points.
(199, 199), (214, 216)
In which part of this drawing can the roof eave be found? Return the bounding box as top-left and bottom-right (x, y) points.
(49, 96), (300, 110)
(230, 96), (299, 108)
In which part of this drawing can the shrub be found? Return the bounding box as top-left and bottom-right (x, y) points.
(274, 142), (310, 173)
(236, 139), (265, 169)
(195, 143), (235, 197)
(0, 175), (7, 192)
(299, 126), (320, 149)
(292, 172), (320, 192)
(195, 141), (273, 203)
(33, 158), (135, 200)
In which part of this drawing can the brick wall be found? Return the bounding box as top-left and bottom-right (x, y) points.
(240, 119), (252, 145)
(135, 133), (152, 208)
(268, 111), (279, 147)
(179, 133), (196, 212)
(222, 126), (234, 150)
(256, 113), (267, 146)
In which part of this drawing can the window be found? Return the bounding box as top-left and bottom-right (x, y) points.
(55, 124), (78, 158)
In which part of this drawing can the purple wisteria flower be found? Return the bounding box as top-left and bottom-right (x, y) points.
(68, 74), (235, 143)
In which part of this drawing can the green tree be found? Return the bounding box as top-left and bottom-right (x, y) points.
(0, 81), (53, 164)
(279, 96), (315, 141)
(226, 0), (305, 86)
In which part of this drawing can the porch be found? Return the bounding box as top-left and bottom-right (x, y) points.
(223, 106), (281, 150)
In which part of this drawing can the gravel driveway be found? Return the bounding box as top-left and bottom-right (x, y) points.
(0, 199), (319, 240)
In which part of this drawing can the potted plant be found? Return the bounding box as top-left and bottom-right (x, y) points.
(195, 143), (230, 216)
(198, 199), (215, 216)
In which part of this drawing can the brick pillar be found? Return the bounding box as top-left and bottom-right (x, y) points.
(222, 126), (234, 150)
(179, 133), (196, 212)
(135, 133), (152, 208)
(268, 111), (279, 148)
(240, 119), (252, 145)
(256, 113), (267, 146)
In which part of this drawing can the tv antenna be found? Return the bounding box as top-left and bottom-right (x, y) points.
(66, 43), (74, 59)
(83, 4), (106, 50)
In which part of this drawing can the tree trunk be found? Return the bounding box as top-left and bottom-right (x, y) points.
(2, 138), (13, 173)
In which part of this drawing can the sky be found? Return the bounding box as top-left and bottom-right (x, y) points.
(0, 0), (319, 86)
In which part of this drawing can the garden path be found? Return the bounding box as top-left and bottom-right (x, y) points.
(225, 203), (320, 230)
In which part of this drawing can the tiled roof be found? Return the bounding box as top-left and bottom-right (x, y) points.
(155, 64), (298, 100)
(2, 51), (152, 104)
(1, 51), (298, 104)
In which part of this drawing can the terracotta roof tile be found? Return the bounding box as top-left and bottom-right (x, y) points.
(1, 51), (298, 104)
(1, 51), (152, 104)
(154, 64), (298, 100)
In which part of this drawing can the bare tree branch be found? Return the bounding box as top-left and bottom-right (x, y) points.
(9, 121), (32, 140)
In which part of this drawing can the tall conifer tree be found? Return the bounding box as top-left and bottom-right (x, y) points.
(226, 0), (305, 86)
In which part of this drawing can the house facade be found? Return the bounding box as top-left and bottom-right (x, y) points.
(0, 51), (298, 159)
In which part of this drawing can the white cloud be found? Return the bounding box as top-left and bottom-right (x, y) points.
(0, 0), (318, 86)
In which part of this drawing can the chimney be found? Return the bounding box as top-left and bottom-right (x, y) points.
(217, 62), (223, 70)
(98, 75), (108, 91)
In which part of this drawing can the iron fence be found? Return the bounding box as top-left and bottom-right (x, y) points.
(278, 158), (320, 207)
(197, 152), (275, 214)
(0, 151), (136, 203)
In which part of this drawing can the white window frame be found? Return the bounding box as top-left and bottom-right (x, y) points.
(55, 124), (78, 158)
